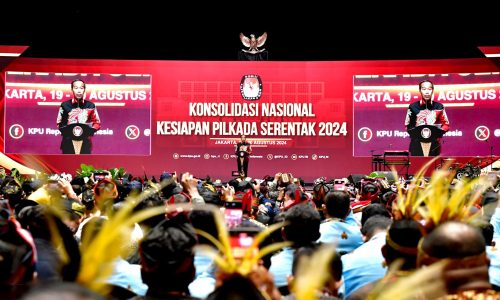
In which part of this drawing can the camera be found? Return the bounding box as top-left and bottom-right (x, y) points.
(93, 172), (107, 181)
(278, 172), (293, 187)
(228, 226), (260, 259)
(224, 201), (243, 228)
(333, 179), (347, 191)
(213, 179), (223, 194)
(161, 171), (176, 178)
(81, 189), (95, 211)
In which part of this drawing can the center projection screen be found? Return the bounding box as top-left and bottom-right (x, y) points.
(1, 59), (499, 181)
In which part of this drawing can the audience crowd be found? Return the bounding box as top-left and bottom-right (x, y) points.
(0, 165), (499, 299)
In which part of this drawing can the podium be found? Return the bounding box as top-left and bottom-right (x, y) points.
(238, 151), (249, 157)
(60, 123), (94, 154)
(238, 145), (250, 157)
(408, 125), (446, 157)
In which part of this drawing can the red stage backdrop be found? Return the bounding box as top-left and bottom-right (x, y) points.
(1, 58), (498, 181)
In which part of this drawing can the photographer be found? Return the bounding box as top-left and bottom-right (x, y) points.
(26, 174), (80, 207)
(1, 176), (26, 211)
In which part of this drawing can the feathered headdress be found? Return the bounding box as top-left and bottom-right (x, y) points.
(392, 157), (439, 220)
(194, 205), (291, 281)
(77, 184), (167, 294)
(417, 170), (489, 232)
(291, 244), (340, 300)
(391, 158), (490, 232)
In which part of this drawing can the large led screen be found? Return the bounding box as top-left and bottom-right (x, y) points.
(4, 72), (151, 155)
(353, 73), (500, 157)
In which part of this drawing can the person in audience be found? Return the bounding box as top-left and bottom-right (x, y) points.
(480, 223), (500, 291)
(17, 205), (81, 282)
(20, 282), (106, 300)
(286, 245), (343, 299)
(188, 208), (219, 274)
(341, 216), (392, 299)
(135, 213), (198, 299)
(280, 183), (315, 212)
(269, 204), (321, 295)
(81, 217), (148, 298)
(206, 269), (281, 300)
(317, 191), (363, 255)
(0, 206), (36, 299)
(417, 221), (496, 298)
(360, 203), (391, 228)
(349, 219), (423, 299)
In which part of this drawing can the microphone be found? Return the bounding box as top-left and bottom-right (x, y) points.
(484, 139), (494, 158)
(369, 146), (387, 156)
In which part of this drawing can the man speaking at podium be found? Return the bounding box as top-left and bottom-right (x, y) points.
(405, 80), (450, 156)
(235, 135), (252, 177)
(56, 79), (101, 154)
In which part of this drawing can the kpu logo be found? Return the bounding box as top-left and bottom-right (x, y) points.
(240, 74), (262, 100)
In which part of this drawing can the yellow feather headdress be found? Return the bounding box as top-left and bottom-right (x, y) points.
(392, 158), (490, 232)
(392, 157), (439, 220)
(291, 244), (339, 300)
(194, 204), (291, 277)
(77, 184), (167, 294)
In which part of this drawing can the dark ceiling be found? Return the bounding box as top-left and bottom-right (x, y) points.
(1, 4), (499, 61)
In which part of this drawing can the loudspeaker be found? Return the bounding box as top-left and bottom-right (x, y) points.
(348, 174), (365, 188)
